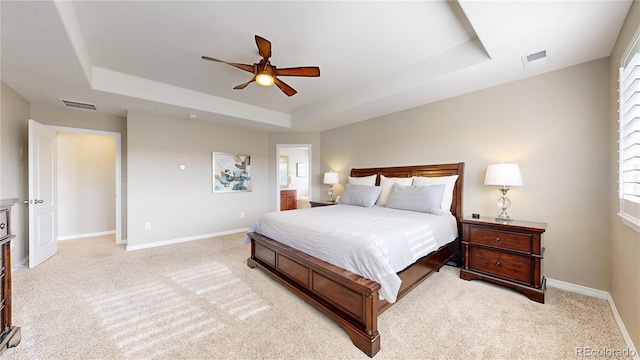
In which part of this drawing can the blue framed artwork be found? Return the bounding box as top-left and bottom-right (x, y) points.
(213, 152), (251, 193)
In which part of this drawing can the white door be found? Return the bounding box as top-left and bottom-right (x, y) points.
(28, 119), (57, 268)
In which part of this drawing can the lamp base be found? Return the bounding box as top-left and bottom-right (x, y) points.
(327, 185), (334, 203)
(495, 188), (513, 222)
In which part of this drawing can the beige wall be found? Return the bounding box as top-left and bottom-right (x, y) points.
(1, 82), (30, 265)
(321, 58), (611, 291)
(57, 133), (116, 237)
(609, 0), (640, 350)
(30, 104), (127, 133)
(126, 111), (269, 247)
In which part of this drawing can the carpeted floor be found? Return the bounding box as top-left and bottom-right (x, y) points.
(3, 233), (632, 360)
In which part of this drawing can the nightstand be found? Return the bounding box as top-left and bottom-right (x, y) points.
(459, 216), (547, 303)
(309, 200), (335, 207)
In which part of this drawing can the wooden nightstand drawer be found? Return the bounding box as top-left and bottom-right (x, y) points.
(468, 247), (531, 284)
(468, 227), (531, 253)
(460, 216), (547, 303)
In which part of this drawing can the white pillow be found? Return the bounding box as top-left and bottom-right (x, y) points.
(338, 184), (383, 208)
(347, 174), (377, 186)
(412, 175), (459, 213)
(377, 175), (413, 206)
(386, 183), (446, 215)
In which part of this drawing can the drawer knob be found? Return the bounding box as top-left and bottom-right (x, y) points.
(495, 261), (501, 267)
(0, 223), (4, 230)
(494, 237), (501, 242)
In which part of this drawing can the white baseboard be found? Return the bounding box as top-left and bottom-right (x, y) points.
(606, 293), (639, 360)
(547, 278), (638, 359)
(546, 277), (609, 299)
(13, 257), (28, 270)
(125, 228), (248, 251)
(58, 230), (116, 241)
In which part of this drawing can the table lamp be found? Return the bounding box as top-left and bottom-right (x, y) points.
(323, 171), (339, 203)
(484, 163), (523, 222)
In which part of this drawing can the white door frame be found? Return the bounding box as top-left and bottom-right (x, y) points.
(49, 126), (124, 244)
(276, 144), (312, 211)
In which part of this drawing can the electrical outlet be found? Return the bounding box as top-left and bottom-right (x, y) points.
(145, 222), (151, 230)
(240, 211), (245, 218)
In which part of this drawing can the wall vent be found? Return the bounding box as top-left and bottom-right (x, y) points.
(60, 99), (98, 111)
(521, 50), (547, 69)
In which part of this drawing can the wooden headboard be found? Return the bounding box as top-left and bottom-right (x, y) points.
(350, 162), (465, 230)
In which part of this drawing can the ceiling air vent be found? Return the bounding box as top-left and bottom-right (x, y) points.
(521, 50), (547, 70)
(60, 99), (97, 111)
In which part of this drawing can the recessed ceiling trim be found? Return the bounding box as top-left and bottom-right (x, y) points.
(91, 67), (291, 128)
(53, 0), (92, 85)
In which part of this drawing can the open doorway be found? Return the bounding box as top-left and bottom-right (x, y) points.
(50, 126), (123, 244)
(276, 144), (311, 211)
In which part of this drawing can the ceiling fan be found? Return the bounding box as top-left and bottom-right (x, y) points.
(202, 35), (320, 97)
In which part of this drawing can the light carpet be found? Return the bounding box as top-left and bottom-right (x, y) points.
(3, 233), (631, 360)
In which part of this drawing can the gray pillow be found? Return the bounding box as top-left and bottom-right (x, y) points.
(338, 184), (383, 208)
(385, 183), (446, 214)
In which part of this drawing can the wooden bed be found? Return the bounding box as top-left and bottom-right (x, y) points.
(246, 162), (464, 357)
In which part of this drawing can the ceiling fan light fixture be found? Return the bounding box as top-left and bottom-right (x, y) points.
(256, 73), (275, 87)
(202, 35), (319, 96)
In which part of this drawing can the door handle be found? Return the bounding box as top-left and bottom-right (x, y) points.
(34, 199), (44, 204)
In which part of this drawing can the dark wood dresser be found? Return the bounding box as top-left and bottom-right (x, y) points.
(0, 199), (20, 353)
(460, 216), (547, 303)
(280, 190), (297, 211)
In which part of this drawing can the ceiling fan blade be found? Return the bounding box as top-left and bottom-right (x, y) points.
(201, 56), (254, 73)
(274, 77), (297, 97)
(255, 35), (272, 61)
(233, 77), (256, 90)
(276, 67), (320, 77)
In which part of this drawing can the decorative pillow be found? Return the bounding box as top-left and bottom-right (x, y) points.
(377, 175), (413, 206)
(347, 174), (377, 186)
(386, 183), (446, 215)
(412, 175), (459, 213)
(338, 184), (383, 208)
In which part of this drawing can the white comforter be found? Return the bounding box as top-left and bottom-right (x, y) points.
(246, 204), (458, 303)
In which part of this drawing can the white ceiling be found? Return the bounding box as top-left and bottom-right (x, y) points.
(1, 1), (632, 132)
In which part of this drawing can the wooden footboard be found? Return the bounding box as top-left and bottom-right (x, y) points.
(247, 231), (459, 357)
(247, 232), (382, 357)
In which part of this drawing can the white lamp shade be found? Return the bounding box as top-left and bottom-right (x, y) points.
(484, 163), (523, 186)
(323, 171), (339, 185)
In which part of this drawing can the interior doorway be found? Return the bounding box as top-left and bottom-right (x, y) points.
(49, 126), (123, 244)
(276, 144), (311, 211)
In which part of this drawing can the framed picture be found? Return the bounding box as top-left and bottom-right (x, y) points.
(213, 152), (251, 193)
(296, 162), (307, 177)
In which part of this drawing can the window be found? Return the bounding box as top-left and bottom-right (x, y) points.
(618, 52), (640, 232)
